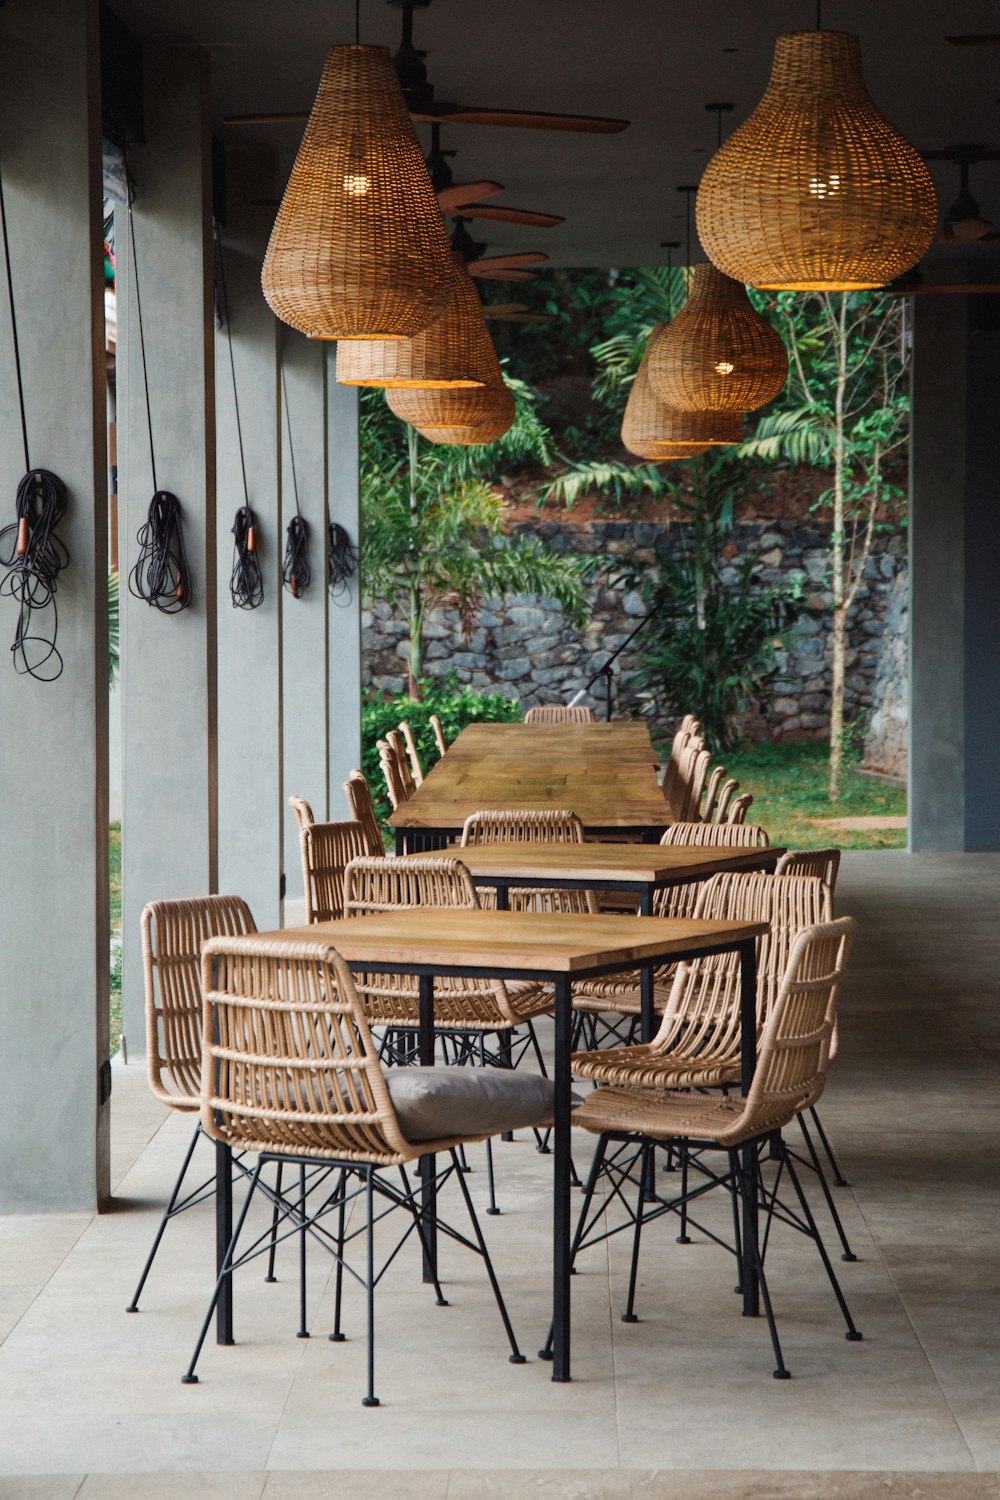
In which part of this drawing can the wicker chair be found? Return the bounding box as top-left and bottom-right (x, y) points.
(183, 937), (530, 1404)
(660, 820), (769, 849)
(661, 722), (705, 813)
(429, 713), (448, 759)
(565, 916), (861, 1379)
(524, 704), (596, 724)
(701, 765), (727, 823)
(667, 744), (712, 822)
(376, 734), (413, 812)
(288, 795), (315, 831)
(299, 818), (373, 923)
(343, 769), (385, 856)
(726, 791), (755, 826)
(711, 778), (739, 824)
(127, 894), (257, 1313)
(460, 808), (599, 916)
(398, 720), (424, 785)
(775, 847), (841, 893)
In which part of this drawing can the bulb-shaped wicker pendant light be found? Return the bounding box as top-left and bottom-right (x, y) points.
(414, 387), (517, 446)
(622, 326), (743, 457)
(385, 334), (506, 428)
(647, 262), (788, 411)
(262, 45), (455, 339)
(335, 255), (494, 387)
(696, 31), (937, 290)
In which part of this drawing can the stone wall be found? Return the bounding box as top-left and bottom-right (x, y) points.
(362, 512), (908, 741)
(860, 567), (908, 777)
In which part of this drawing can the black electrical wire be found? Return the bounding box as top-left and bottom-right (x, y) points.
(0, 166), (70, 681)
(230, 504), (264, 610)
(281, 362), (311, 597)
(0, 470), (70, 681)
(327, 521), (358, 604)
(129, 490), (192, 612)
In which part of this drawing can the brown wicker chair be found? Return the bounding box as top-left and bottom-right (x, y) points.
(524, 704), (596, 724)
(775, 847), (841, 894)
(127, 894), (257, 1313)
(376, 733), (414, 812)
(343, 769), (385, 856)
(661, 722), (705, 813)
(398, 720), (424, 785)
(667, 744), (712, 822)
(429, 713), (448, 758)
(726, 791), (755, 826)
(701, 765), (727, 823)
(288, 795), (315, 831)
(565, 916), (861, 1379)
(460, 808), (599, 916)
(660, 820), (769, 849)
(183, 937), (530, 1404)
(299, 818), (373, 923)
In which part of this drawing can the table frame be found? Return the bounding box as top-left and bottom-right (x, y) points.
(211, 930), (760, 1383)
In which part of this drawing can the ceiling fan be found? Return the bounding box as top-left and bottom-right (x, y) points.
(425, 126), (564, 227)
(922, 145), (1000, 242)
(225, 0), (630, 135)
(448, 215), (548, 282)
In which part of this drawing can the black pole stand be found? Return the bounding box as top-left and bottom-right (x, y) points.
(580, 612), (654, 722)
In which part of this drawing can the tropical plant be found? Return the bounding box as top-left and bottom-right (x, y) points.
(360, 376), (590, 697)
(739, 289), (908, 798)
(108, 568), (120, 686)
(615, 456), (799, 752)
(362, 676), (522, 829)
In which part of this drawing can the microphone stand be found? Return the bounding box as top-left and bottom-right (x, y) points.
(575, 612), (654, 722)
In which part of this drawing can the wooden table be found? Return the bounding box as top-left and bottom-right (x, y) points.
(389, 722), (670, 852)
(212, 909), (767, 1382)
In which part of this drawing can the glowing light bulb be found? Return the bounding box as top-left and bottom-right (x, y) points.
(343, 173), (371, 197)
(808, 172), (841, 199)
(714, 360), (735, 375)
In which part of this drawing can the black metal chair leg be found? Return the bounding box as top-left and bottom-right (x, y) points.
(733, 1151), (789, 1380)
(810, 1105), (849, 1187)
(329, 1169), (348, 1342)
(676, 1148), (691, 1243)
(265, 1160), (284, 1283)
(797, 1114), (857, 1261)
(485, 1137), (500, 1215)
(296, 1164), (309, 1339)
(399, 1164), (449, 1307)
(622, 1142), (651, 1323)
(450, 1149), (526, 1364)
(782, 1147), (863, 1343)
(127, 1122), (202, 1313)
(362, 1169), (379, 1407)
(182, 1161), (263, 1385)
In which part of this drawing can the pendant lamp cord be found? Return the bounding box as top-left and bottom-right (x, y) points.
(125, 157), (158, 493)
(214, 222), (250, 512)
(816, 0), (822, 29)
(215, 223), (264, 610)
(0, 170), (29, 473)
(280, 360), (311, 597)
(355, 0), (361, 44)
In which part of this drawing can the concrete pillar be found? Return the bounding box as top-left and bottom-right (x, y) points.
(118, 46), (217, 1052)
(326, 359), (363, 807)
(909, 279), (1000, 851)
(215, 221), (282, 930)
(0, 0), (110, 1209)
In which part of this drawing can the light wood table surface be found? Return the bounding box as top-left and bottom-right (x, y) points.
(212, 909), (766, 1383)
(389, 722), (670, 851)
(399, 841), (785, 916)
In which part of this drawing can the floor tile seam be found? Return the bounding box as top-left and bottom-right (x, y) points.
(0, 1214), (97, 1353)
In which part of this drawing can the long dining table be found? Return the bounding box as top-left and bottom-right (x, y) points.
(212, 909), (767, 1383)
(389, 721), (671, 852)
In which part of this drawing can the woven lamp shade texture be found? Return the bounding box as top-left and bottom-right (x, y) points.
(622, 325), (743, 457)
(626, 442), (711, 462)
(386, 339), (506, 428)
(335, 258), (494, 388)
(696, 31), (938, 291)
(261, 45), (455, 340)
(413, 384), (516, 444)
(647, 264), (788, 412)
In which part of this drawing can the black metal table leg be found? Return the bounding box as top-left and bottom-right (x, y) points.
(494, 882), (510, 912)
(639, 888), (653, 918)
(640, 959), (655, 1043)
(394, 830), (405, 856)
(549, 973), (573, 1381)
(418, 972), (438, 1284)
(738, 937), (760, 1318)
(215, 1139), (234, 1344)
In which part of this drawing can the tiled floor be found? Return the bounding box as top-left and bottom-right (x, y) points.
(1, 852), (997, 1498)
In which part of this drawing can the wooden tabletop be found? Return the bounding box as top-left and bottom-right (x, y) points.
(389, 722), (669, 832)
(397, 841), (784, 887)
(250, 910), (767, 976)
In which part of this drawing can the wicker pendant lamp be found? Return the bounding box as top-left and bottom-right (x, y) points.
(415, 389), (516, 446)
(335, 255), (494, 387)
(261, 45), (455, 339)
(622, 325), (743, 457)
(696, 31), (937, 291)
(647, 262), (788, 411)
(385, 336), (506, 428)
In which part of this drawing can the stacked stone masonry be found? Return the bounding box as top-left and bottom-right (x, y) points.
(361, 513), (907, 748)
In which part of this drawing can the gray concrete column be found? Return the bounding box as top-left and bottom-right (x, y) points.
(326, 357), (363, 807)
(909, 279), (1000, 851)
(215, 223), (282, 930)
(118, 46), (217, 1053)
(0, 0), (110, 1209)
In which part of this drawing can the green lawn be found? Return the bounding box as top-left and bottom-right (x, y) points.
(716, 740), (907, 851)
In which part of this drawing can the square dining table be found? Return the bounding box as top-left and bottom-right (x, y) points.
(210, 909), (767, 1382)
(389, 722), (671, 852)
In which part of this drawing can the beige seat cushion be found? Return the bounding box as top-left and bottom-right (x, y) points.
(386, 1066), (556, 1142)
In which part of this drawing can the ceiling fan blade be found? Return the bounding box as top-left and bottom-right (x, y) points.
(225, 110), (308, 125)
(454, 204), (564, 228)
(483, 306), (554, 322)
(436, 180), (503, 213)
(468, 251), (549, 270)
(412, 103), (630, 134)
(467, 266), (537, 281)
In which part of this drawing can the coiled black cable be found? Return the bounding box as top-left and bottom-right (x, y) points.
(282, 512), (311, 597)
(0, 469), (70, 680)
(327, 521), (358, 604)
(129, 490), (192, 613)
(230, 504), (264, 610)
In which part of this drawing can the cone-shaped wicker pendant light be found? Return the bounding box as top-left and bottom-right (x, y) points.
(262, 45), (455, 339)
(622, 325), (743, 459)
(385, 337), (506, 428)
(414, 387), (516, 446)
(647, 263), (788, 412)
(696, 31), (937, 291)
(335, 255), (494, 387)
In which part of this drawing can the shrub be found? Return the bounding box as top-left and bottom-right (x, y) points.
(362, 677), (522, 832)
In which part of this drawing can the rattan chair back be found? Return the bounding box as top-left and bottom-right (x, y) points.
(429, 713), (448, 758)
(524, 704), (597, 724)
(711, 778), (739, 824)
(725, 792), (754, 826)
(300, 820), (373, 923)
(343, 856), (525, 1029)
(461, 808), (597, 914)
(343, 769), (385, 856)
(288, 795), (315, 831)
(775, 847), (841, 894)
(376, 735), (412, 812)
(701, 765), (726, 823)
(660, 820), (770, 849)
(141, 894), (257, 1110)
(398, 720), (424, 785)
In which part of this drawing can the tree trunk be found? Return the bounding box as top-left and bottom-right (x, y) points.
(828, 295), (848, 802)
